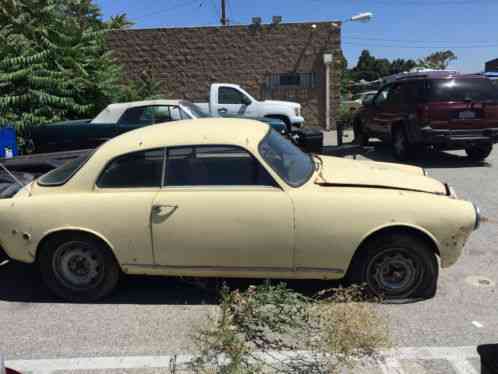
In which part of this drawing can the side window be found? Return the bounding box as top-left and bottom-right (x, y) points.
(118, 107), (149, 125)
(402, 81), (426, 104)
(219, 87), (245, 104)
(374, 86), (391, 106)
(150, 106), (172, 124)
(165, 146), (277, 187)
(97, 149), (164, 188)
(118, 106), (172, 125)
(386, 84), (402, 106)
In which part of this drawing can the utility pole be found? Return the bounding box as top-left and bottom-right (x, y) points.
(220, 0), (228, 25)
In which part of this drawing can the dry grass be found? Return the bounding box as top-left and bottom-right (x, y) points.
(189, 282), (391, 374)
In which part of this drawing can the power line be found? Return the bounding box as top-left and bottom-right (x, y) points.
(345, 36), (498, 46)
(343, 41), (498, 49)
(133, 0), (202, 21)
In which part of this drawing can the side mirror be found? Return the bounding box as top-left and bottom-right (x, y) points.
(242, 96), (252, 106)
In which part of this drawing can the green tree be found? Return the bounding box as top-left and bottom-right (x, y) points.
(0, 0), (139, 132)
(417, 50), (457, 70)
(389, 58), (417, 75)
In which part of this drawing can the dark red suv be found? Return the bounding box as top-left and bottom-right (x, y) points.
(353, 71), (498, 161)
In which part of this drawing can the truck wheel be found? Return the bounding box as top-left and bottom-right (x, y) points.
(392, 127), (413, 161)
(353, 120), (368, 146)
(38, 233), (120, 302)
(348, 233), (438, 300)
(465, 144), (492, 161)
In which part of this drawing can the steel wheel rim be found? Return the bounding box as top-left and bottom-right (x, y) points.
(366, 248), (423, 297)
(52, 241), (105, 291)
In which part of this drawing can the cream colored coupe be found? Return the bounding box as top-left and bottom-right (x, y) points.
(0, 119), (479, 301)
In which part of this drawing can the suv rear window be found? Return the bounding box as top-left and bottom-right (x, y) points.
(38, 152), (94, 186)
(427, 78), (498, 102)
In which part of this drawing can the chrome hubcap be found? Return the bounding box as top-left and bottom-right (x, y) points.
(367, 249), (421, 296)
(53, 242), (104, 290)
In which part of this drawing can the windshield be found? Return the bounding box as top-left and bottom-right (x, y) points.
(38, 151), (94, 186)
(259, 130), (314, 187)
(427, 78), (498, 102)
(180, 101), (210, 118)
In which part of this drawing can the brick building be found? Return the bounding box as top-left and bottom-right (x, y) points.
(106, 21), (342, 128)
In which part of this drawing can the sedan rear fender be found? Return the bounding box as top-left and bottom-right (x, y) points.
(35, 227), (118, 264)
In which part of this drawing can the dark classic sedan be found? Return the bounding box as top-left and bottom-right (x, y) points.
(25, 100), (322, 154)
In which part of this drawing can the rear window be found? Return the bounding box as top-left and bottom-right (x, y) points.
(427, 78), (498, 102)
(38, 152), (93, 186)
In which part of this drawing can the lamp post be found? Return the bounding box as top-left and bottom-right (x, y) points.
(325, 12), (373, 132)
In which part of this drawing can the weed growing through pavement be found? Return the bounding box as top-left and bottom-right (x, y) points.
(189, 282), (390, 374)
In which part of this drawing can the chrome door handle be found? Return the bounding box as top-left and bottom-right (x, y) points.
(218, 108), (228, 115)
(152, 204), (178, 216)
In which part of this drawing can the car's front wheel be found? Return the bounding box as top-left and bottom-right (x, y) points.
(348, 233), (438, 300)
(465, 144), (492, 161)
(392, 127), (414, 161)
(38, 233), (120, 302)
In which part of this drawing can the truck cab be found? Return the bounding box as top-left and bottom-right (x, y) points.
(195, 83), (305, 130)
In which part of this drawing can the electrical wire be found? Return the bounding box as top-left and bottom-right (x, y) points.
(343, 41), (498, 49)
(133, 0), (203, 21)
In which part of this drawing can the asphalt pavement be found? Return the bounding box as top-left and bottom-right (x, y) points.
(1, 131), (497, 373)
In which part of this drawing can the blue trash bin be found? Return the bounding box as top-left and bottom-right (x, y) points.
(0, 127), (17, 159)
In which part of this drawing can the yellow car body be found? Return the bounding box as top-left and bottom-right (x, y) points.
(0, 118), (478, 300)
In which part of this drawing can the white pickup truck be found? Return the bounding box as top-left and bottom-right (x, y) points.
(195, 83), (305, 129)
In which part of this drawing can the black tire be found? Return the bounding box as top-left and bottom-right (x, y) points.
(392, 126), (414, 161)
(353, 120), (368, 146)
(348, 233), (438, 300)
(465, 144), (492, 161)
(38, 233), (120, 302)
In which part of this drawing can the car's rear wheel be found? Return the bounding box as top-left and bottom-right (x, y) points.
(392, 126), (414, 161)
(465, 144), (492, 161)
(38, 233), (120, 302)
(348, 233), (438, 300)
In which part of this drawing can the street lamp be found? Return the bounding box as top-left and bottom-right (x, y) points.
(325, 12), (373, 131)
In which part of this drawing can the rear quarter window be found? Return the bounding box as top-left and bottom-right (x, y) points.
(38, 152), (94, 186)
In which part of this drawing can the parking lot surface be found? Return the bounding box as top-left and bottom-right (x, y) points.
(1, 131), (497, 373)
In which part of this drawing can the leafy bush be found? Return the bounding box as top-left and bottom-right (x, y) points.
(190, 282), (390, 374)
(0, 0), (155, 134)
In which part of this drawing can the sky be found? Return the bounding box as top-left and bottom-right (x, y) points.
(95, 0), (498, 73)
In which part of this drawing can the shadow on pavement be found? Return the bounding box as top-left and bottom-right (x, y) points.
(0, 261), (341, 305)
(322, 142), (492, 169)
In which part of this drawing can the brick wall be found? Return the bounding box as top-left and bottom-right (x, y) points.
(106, 21), (342, 128)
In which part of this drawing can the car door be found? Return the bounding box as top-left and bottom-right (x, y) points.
(369, 84), (401, 138)
(151, 145), (295, 273)
(215, 87), (252, 117)
(94, 148), (164, 265)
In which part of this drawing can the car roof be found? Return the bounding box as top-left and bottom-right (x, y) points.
(91, 99), (185, 124)
(395, 72), (486, 82)
(97, 118), (270, 157)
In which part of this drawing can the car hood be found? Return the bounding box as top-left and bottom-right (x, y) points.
(314, 156), (447, 195)
(262, 100), (300, 109)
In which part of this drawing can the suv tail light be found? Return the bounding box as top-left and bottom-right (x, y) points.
(416, 104), (430, 124)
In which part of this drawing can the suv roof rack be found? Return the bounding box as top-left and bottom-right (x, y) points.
(382, 69), (459, 84)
